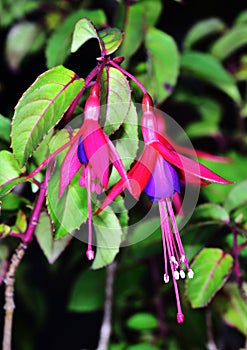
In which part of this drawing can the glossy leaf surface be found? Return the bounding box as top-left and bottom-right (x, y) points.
(12, 65), (84, 165)
(35, 212), (72, 264)
(92, 207), (122, 269)
(186, 248), (233, 308)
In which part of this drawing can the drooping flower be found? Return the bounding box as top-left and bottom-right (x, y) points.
(59, 83), (130, 260)
(95, 93), (233, 322)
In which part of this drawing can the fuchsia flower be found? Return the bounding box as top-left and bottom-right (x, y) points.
(96, 93), (232, 323)
(59, 84), (130, 260)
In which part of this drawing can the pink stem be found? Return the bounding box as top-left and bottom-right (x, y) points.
(158, 200), (169, 279)
(26, 129), (83, 180)
(166, 197), (189, 268)
(108, 59), (148, 94)
(238, 240), (247, 251)
(161, 199), (184, 323)
(23, 161), (54, 243)
(86, 167), (94, 260)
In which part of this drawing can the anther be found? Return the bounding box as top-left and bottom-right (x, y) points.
(86, 249), (95, 261)
(177, 313), (184, 324)
(188, 269), (194, 279)
(180, 270), (185, 279)
(170, 256), (179, 268)
(180, 254), (185, 263)
(164, 274), (169, 283)
(174, 270), (179, 280)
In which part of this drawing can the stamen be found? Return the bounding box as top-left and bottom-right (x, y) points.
(177, 313), (184, 324)
(164, 274), (169, 283)
(180, 254), (185, 263)
(170, 255), (179, 268)
(158, 199), (185, 323)
(86, 167), (94, 260)
(166, 198), (188, 266)
(159, 200), (169, 283)
(180, 270), (185, 279)
(188, 269), (194, 279)
(174, 270), (179, 280)
(86, 249), (95, 260)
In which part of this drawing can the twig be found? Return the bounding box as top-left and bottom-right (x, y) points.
(2, 163), (51, 349)
(96, 261), (117, 350)
(2, 242), (27, 350)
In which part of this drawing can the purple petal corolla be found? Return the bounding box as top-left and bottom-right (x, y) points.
(144, 156), (180, 201)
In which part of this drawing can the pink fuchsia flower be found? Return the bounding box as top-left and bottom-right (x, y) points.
(59, 84), (130, 260)
(96, 93), (233, 322)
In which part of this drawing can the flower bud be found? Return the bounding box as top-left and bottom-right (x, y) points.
(142, 93), (153, 113)
(84, 84), (100, 121)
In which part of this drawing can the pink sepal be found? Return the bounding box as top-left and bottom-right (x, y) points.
(151, 141), (233, 185)
(59, 141), (81, 198)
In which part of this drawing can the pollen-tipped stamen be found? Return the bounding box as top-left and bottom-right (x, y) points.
(86, 167), (94, 260)
(166, 197), (193, 275)
(159, 200), (169, 283)
(159, 198), (185, 323)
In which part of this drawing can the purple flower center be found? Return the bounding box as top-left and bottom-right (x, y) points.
(144, 157), (180, 202)
(78, 136), (89, 163)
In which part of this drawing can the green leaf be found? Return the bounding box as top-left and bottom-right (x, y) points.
(181, 51), (241, 104)
(101, 67), (131, 135)
(0, 192), (29, 211)
(0, 151), (26, 196)
(68, 268), (105, 312)
(234, 10), (247, 26)
(0, 224), (11, 237)
(46, 9), (107, 67)
(5, 21), (44, 71)
(144, 28), (180, 103)
(0, 244), (9, 284)
(0, 0), (39, 27)
(11, 65), (84, 166)
(174, 91), (222, 137)
(12, 210), (27, 234)
(71, 18), (100, 53)
(127, 217), (162, 260)
(224, 179), (247, 213)
(186, 248), (234, 308)
(183, 18), (226, 50)
(128, 345), (160, 350)
(119, 0), (162, 67)
(108, 196), (129, 236)
(46, 130), (88, 239)
(35, 212), (72, 264)
(92, 207), (122, 269)
(213, 283), (247, 335)
(109, 343), (127, 350)
(191, 203), (230, 224)
(108, 101), (138, 187)
(99, 28), (124, 55)
(126, 312), (158, 331)
(0, 115), (11, 143)
(118, 4), (144, 67)
(211, 25), (247, 61)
